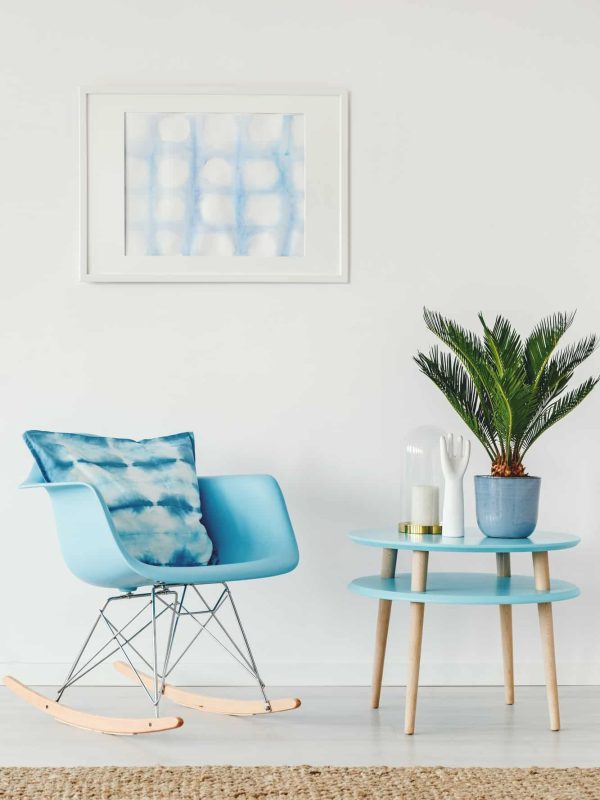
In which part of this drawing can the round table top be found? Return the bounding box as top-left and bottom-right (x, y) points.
(349, 528), (580, 553)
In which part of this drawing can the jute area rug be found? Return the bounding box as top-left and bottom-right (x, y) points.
(0, 766), (599, 800)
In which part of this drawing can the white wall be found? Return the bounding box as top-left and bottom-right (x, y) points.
(1, 0), (600, 687)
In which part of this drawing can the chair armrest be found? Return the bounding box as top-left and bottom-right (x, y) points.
(21, 478), (142, 590)
(198, 474), (299, 576)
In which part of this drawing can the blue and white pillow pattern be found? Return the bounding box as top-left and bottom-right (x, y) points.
(24, 430), (213, 568)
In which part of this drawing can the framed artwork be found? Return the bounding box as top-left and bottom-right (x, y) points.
(81, 86), (348, 283)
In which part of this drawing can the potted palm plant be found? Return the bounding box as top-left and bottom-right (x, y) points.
(415, 310), (598, 538)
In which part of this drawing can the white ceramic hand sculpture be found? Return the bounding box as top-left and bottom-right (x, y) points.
(440, 433), (471, 537)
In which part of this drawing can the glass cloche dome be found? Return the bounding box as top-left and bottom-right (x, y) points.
(399, 425), (445, 534)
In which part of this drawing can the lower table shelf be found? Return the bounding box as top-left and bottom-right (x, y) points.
(349, 572), (580, 605)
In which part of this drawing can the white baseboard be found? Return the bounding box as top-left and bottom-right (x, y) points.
(2, 661), (599, 687)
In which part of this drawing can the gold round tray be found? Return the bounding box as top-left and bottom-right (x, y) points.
(398, 522), (443, 535)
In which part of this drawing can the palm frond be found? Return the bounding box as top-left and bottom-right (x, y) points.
(476, 314), (532, 462)
(479, 313), (524, 376)
(520, 376), (599, 455)
(414, 347), (499, 460)
(524, 312), (574, 388)
(423, 309), (497, 403)
(537, 334), (598, 403)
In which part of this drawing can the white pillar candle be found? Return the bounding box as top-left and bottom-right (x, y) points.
(411, 484), (439, 525)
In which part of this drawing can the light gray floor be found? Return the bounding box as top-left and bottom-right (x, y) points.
(1, 685), (599, 767)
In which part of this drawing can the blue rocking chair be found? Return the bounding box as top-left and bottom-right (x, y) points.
(4, 464), (300, 735)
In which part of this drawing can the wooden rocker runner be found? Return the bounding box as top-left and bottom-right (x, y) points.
(5, 466), (301, 734)
(3, 677), (183, 735)
(114, 662), (300, 716)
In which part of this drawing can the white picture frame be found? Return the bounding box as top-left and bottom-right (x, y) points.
(80, 86), (348, 283)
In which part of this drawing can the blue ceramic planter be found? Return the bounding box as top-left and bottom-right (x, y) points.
(474, 476), (541, 539)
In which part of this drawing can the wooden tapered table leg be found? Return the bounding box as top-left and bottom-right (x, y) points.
(371, 548), (398, 708)
(404, 550), (429, 735)
(532, 551), (560, 731)
(496, 553), (514, 705)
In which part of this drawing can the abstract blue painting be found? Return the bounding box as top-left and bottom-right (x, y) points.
(125, 112), (305, 258)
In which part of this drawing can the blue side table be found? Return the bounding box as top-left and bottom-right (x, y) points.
(348, 529), (580, 734)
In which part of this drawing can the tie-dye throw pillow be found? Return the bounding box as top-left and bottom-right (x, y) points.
(24, 430), (213, 568)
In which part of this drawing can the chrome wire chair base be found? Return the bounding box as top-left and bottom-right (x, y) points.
(3, 582), (300, 733)
(57, 583), (274, 716)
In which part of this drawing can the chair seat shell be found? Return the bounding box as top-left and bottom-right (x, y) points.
(22, 465), (299, 592)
